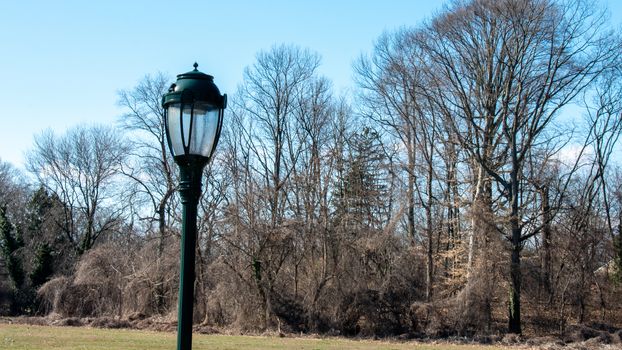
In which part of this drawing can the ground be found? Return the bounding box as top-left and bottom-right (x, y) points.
(0, 324), (511, 350)
(2, 321), (622, 350)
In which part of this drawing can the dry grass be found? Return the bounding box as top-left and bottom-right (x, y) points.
(0, 324), (512, 350)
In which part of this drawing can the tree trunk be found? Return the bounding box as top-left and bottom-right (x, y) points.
(407, 134), (416, 244)
(540, 186), (551, 296)
(509, 239), (522, 334)
(426, 206), (433, 302)
(508, 160), (522, 334)
(157, 203), (166, 256)
(425, 145), (434, 302)
(467, 164), (485, 278)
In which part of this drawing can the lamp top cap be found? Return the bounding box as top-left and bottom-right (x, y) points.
(163, 62), (226, 108)
(176, 62), (213, 81)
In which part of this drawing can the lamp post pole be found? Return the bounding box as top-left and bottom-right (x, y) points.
(177, 162), (205, 350)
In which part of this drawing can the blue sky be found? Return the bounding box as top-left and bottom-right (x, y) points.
(0, 0), (620, 170)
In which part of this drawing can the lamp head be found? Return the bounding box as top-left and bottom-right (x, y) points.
(162, 63), (227, 166)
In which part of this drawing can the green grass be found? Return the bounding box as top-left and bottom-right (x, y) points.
(0, 324), (509, 350)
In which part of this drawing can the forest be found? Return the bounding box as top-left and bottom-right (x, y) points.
(1, 0), (622, 339)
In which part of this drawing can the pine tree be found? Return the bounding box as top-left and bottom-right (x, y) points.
(335, 127), (390, 232)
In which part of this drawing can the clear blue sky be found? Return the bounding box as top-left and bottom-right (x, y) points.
(0, 0), (620, 170)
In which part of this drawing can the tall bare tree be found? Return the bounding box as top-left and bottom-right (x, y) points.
(222, 44), (324, 328)
(355, 29), (422, 244)
(239, 44), (321, 227)
(423, 0), (618, 333)
(27, 125), (129, 255)
(355, 29), (447, 301)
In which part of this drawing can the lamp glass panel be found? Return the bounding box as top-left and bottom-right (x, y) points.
(188, 102), (220, 157)
(181, 104), (193, 150)
(166, 103), (185, 156)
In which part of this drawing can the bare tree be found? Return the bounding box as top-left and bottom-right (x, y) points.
(423, 0), (618, 333)
(355, 29), (423, 245)
(218, 44), (324, 329)
(117, 73), (177, 250)
(552, 68), (622, 323)
(26, 125), (129, 255)
(239, 44), (321, 228)
(355, 28), (447, 301)
(0, 160), (26, 209)
(287, 77), (341, 329)
(584, 68), (622, 242)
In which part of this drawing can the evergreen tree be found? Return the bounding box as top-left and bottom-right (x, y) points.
(26, 187), (53, 236)
(335, 127), (390, 231)
(25, 187), (72, 276)
(0, 206), (24, 289)
(29, 243), (53, 288)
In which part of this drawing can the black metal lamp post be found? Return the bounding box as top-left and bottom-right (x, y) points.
(162, 63), (226, 350)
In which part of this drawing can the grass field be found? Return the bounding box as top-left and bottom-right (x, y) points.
(0, 324), (511, 350)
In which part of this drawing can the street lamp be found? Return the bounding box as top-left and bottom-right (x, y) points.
(162, 62), (226, 350)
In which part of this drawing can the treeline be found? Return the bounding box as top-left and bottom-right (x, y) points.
(1, 0), (622, 337)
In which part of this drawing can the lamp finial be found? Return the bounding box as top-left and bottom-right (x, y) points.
(193, 62), (199, 71)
